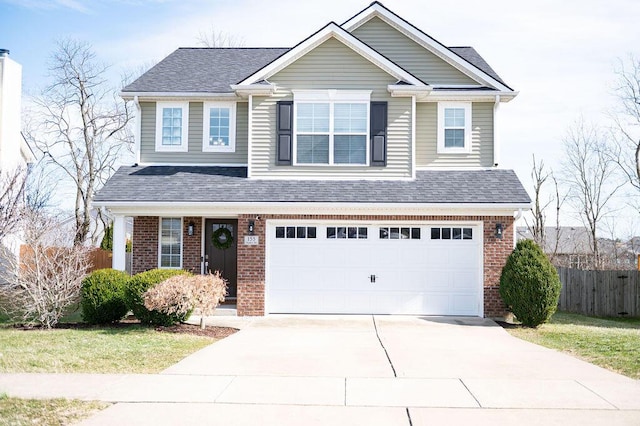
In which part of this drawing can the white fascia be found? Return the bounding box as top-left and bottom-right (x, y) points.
(237, 22), (427, 88)
(231, 84), (276, 97)
(388, 85), (432, 99)
(120, 92), (240, 101)
(419, 91), (518, 103)
(342, 4), (515, 93)
(97, 201), (531, 218)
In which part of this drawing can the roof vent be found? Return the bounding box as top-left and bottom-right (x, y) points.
(0, 49), (9, 57)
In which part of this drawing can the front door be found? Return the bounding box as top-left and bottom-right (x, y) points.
(204, 219), (238, 298)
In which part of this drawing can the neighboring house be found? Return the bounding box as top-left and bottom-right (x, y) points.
(94, 2), (531, 317)
(0, 49), (36, 269)
(0, 49), (35, 172)
(517, 226), (639, 270)
(517, 226), (593, 269)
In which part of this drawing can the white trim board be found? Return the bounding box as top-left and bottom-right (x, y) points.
(97, 200), (530, 217)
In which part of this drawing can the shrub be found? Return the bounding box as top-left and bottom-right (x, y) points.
(100, 223), (113, 251)
(80, 268), (129, 324)
(144, 272), (227, 329)
(125, 269), (191, 326)
(499, 239), (561, 327)
(0, 211), (91, 329)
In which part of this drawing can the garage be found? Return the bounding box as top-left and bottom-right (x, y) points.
(266, 222), (483, 316)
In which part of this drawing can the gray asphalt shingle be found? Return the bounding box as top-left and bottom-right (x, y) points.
(121, 44), (508, 94)
(123, 48), (289, 93)
(95, 166), (530, 205)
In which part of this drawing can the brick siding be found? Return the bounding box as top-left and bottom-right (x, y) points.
(133, 214), (514, 318)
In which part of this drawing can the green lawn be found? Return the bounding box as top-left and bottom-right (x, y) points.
(506, 311), (640, 379)
(0, 325), (215, 373)
(0, 394), (108, 426)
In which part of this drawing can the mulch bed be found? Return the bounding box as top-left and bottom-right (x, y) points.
(8, 319), (238, 339)
(155, 323), (238, 339)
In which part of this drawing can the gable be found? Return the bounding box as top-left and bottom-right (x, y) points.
(270, 37), (398, 97)
(352, 16), (478, 86)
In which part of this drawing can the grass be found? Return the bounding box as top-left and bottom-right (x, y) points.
(0, 394), (108, 426)
(506, 311), (640, 379)
(0, 325), (215, 373)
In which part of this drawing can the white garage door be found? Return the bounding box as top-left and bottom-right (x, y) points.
(266, 223), (483, 316)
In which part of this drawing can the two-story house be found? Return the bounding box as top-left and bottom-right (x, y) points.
(94, 2), (530, 318)
(1, 49), (36, 266)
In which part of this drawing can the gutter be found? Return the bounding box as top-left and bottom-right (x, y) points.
(93, 200), (532, 217)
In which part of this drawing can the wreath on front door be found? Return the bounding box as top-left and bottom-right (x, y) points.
(212, 227), (234, 250)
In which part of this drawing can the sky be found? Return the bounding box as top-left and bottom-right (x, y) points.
(1, 0), (640, 236)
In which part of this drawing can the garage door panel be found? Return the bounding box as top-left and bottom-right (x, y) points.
(452, 294), (479, 315)
(452, 271), (478, 290)
(267, 222), (482, 316)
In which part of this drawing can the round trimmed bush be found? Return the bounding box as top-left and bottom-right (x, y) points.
(499, 239), (561, 327)
(125, 269), (191, 326)
(81, 268), (129, 324)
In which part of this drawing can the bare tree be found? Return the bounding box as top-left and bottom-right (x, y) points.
(611, 55), (640, 197)
(526, 155), (551, 247)
(0, 167), (27, 241)
(562, 119), (625, 269)
(25, 40), (133, 246)
(195, 27), (245, 47)
(0, 210), (90, 328)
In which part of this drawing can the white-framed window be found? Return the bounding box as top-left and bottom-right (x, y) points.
(437, 102), (472, 154)
(203, 102), (236, 152)
(155, 102), (189, 152)
(293, 90), (370, 165)
(159, 217), (182, 269)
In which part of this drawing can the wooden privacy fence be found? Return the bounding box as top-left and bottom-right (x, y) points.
(88, 249), (112, 271)
(557, 267), (640, 317)
(88, 249), (132, 274)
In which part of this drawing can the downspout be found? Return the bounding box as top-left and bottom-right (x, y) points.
(513, 208), (523, 248)
(493, 95), (500, 167)
(411, 95), (416, 179)
(133, 96), (141, 164)
(247, 94), (253, 178)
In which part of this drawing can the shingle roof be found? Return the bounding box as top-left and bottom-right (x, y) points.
(121, 45), (508, 94)
(95, 166), (530, 205)
(448, 47), (505, 86)
(123, 48), (289, 93)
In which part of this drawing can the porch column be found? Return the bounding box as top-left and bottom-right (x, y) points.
(112, 214), (126, 271)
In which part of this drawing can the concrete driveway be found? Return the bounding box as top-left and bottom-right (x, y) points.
(2, 315), (639, 425)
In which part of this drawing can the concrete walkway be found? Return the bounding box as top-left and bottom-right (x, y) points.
(1, 315), (639, 425)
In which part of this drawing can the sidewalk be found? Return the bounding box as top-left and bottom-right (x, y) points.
(0, 315), (638, 425)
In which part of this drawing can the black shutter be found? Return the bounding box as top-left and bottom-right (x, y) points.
(370, 101), (387, 167)
(276, 101), (293, 165)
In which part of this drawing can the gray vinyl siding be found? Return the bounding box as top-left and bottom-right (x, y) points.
(352, 16), (478, 86)
(139, 101), (248, 164)
(250, 37), (412, 178)
(416, 102), (493, 167)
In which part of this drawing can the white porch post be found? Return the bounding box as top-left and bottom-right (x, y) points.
(112, 214), (126, 271)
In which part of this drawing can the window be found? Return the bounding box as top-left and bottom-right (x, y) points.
(437, 102), (472, 154)
(159, 218), (182, 268)
(327, 226), (368, 239)
(203, 102), (236, 152)
(430, 227), (473, 240)
(293, 90), (370, 165)
(379, 227), (421, 240)
(155, 102), (189, 152)
(275, 226), (317, 239)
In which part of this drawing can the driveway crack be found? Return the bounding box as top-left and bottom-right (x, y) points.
(372, 315), (397, 377)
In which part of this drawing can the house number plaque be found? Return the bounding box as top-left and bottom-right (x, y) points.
(244, 236), (259, 246)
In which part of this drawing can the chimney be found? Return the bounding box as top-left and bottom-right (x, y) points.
(0, 49), (10, 57)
